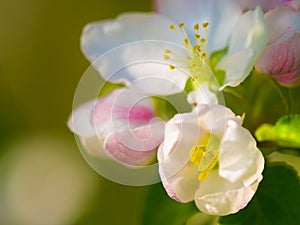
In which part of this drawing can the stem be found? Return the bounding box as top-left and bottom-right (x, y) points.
(268, 77), (289, 113)
(288, 88), (294, 113)
(223, 86), (246, 100)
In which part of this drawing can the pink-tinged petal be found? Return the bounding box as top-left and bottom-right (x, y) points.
(219, 120), (265, 186)
(195, 170), (262, 215)
(67, 98), (97, 137)
(154, 0), (242, 54)
(159, 160), (200, 203)
(157, 109), (205, 192)
(111, 120), (165, 152)
(264, 7), (300, 44)
(81, 13), (188, 95)
(256, 32), (300, 85)
(92, 88), (155, 137)
(217, 7), (268, 89)
(238, 0), (300, 12)
(157, 105), (240, 202)
(103, 121), (165, 166)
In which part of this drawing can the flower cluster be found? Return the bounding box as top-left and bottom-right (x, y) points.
(68, 0), (300, 217)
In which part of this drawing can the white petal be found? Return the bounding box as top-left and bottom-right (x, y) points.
(219, 120), (265, 186)
(194, 104), (240, 135)
(157, 111), (200, 178)
(195, 170), (262, 215)
(81, 13), (178, 61)
(79, 136), (109, 159)
(81, 13), (188, 95)
(67, 98), (97, 137)
(155, 0), (242, 54)
(157, 104), (240, 202)
(217, 7), (269, 89)
(159, 160), (200, 203)
(187, 83), (218, 105)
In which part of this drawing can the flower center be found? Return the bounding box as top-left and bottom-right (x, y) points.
(190, 144), (218, 181)
(163, 22), (213, 82)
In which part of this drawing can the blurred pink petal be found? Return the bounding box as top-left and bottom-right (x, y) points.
(238, 0), (300, 12)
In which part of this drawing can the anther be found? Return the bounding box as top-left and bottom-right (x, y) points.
(201, 53), (206, 59)
(202, 22), (209, 28)
(169, 64), (176, 70)
(164, 49), (172, 54)
(184, 38), (189, 45)
(194, 34), (200, 39)
(194, 23), (199, 30)
(200, 38), (206, 43)
(163, 55), (170, 60)
(178, 22), (185, 28)
(169, 24), (175, 30)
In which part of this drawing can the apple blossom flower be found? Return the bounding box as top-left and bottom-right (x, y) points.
(81, 0), (268, 105)
(238, 0), (300, 12)
(255, 6), (300, 86)
(68, 88), (165, 166)
(157, 104), (264, 215)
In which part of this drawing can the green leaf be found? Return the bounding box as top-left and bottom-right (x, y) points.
(254, 123), (276, 142)
(209, 48), (227, 86)
(274, 114), (300, 148)
(152, 93), (191, 120)
(255, 114), (300, 149)
(267, 151), (300, 176)
(141, 183), (199, 225)
(220, 163), (300, 225)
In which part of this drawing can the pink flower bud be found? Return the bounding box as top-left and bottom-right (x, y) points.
(255, 7), (300, 86)
(68, 88), (165, 166)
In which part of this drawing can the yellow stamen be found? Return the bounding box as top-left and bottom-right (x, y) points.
(241, 112), (246, 123)
(169, 64), (175, 70)
(184, 38), (189, 46)
(190, 142), (219, 181)
(202, 22), (209, 28)
(194, 34), (201, 39)
(190, 145), (206, 167)
(163, 55), (170, 60)
(198, 170), (209, 181)
(194, 23), (199, 30)
(165, 49), (172, 54)
(178, 22), (185, 28)
(163, 21), (211, 81)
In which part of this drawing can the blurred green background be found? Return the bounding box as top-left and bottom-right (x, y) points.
(0, 0), (153, 224)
